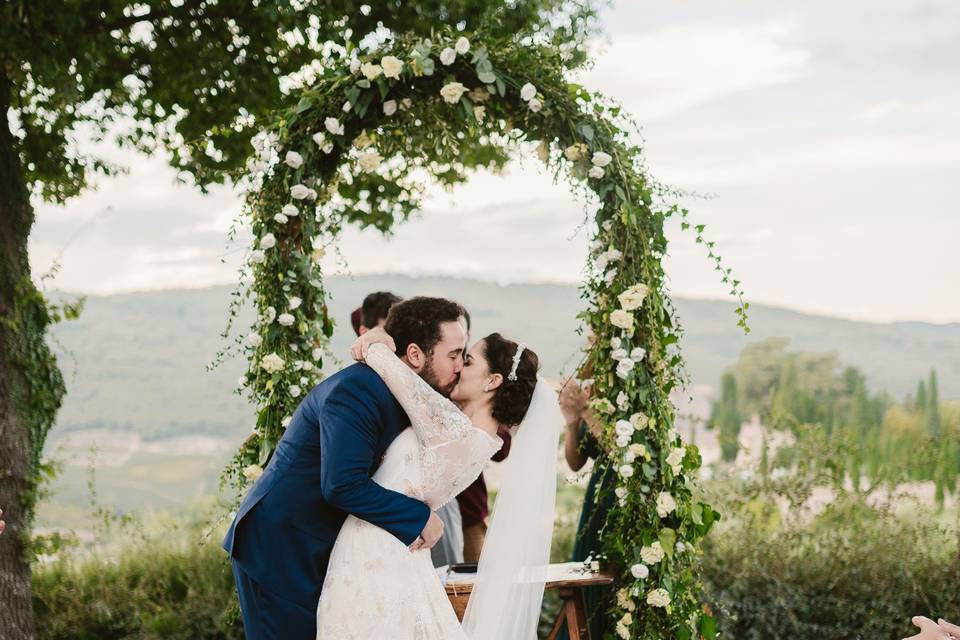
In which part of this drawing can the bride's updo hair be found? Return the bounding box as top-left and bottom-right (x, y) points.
(483, 333), (540, 427)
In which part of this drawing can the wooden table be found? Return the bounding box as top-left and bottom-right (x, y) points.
(444, 562), (615, 640)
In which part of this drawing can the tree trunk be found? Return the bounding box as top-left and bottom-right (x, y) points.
(0, 63), (62, 640)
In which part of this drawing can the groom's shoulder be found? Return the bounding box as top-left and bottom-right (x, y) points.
(318, 362), (390, 400)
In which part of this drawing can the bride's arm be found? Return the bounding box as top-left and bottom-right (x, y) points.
(353, 330), (471, 448)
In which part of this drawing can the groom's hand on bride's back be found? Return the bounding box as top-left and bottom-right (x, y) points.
(350, 326), (396, 361)
(409, 512), (444, 552)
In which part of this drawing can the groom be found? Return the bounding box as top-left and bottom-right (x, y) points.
(223, 296), (469, 639)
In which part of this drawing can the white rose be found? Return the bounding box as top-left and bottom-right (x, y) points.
(248, 249), (266, 265)
(617, 435), (631, 448)
(630, 412), (649, 430)
(564, 143), (587, 161)
(278, 313), (295, 327)
(246, 332), (262, 347)
(588, 165), (604, 179)
(274, 213), (288, 224)
(618, 283), (650, 311)
(288, 297), (302, 310)
(630, 347), (646, 362)
(358, 150), (383, 173)
(383, 99), (397, 116)
(324, 117), (344, 135)
(624, 450), (636, 462)
(312, 131), (327, 148)
(591, 151), (613, 167)
(312, 347), (323, 360)
(616, 622), (630, 640)
(676, 541), (686, 553)
(618, 464), (634, 478)
(243, 464), (263, 482)
(440, 81), (467, 104)
(265, 306), (276, 323)
(667, 447), (685, 473)
(439, 47), (456, 65)
(282, 204), (299, 217)
(610, 337), (622, 350)
(615, 420), (634, 437)
(646, 588), (671, 608)
(473, 105), (485, 122)
(290, 184), (310, 200)
(610, 309), (634, 330)
(381, 55), (403, 79)
(615, 487), (627, 499)
(306, 188), (318, 200)
(289, 385), (302, 398)
(520, 82), (537, 101)
(284, 150), (303, 169)
(616, 358), (636, 380)
(630, 563), (649, 579)
(259, 233), (277, 250)
(360, 62), (382, 80)
(455, 36), (470, 54)
(611, 348), (628, 360)
(656, 491), (677, 518)
(349, 58), (361, 74)
(629, 443), (647, 458)
(260, 352), (285, 373)
(527, 98), (543, 113)
(616, 391), (629, 410)
(640, 542), (664, 564)
(620, 611), (633, 627)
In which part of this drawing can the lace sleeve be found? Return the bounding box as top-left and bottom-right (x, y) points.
(365, 343), (503, 508)
(364, 343), (471, 448)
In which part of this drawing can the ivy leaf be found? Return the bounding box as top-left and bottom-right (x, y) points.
(295, 97), (313, 113)
(658, 528), (676, 559)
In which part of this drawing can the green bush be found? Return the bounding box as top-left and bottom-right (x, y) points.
(33, 539), (241, 640)
(702, 495), (960, 640)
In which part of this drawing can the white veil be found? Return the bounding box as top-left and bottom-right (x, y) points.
(461, 377), (562, 639)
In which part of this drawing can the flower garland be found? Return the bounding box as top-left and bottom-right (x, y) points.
(223, 28), (745, 639)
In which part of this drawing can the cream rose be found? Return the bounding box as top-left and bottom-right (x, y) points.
(243, 464), (263, 482)
(277, 313), (295, 327)
(381, 55), (403, 79)
(656, 491), (677, 517)
(610, 309), (634, 330)
(260, 352), (285, 373)
(290, 184), (310, 200)
(646, 588), (671, 608)
(324, 117), (344, 135)
(618, 283), (650, 311)
(439, 47), (456, 65)
(455, 36), (470, 54)
(440, 81), (468, 104)
(383, 99), (397, 116)
(630, 563), (649, 579)
(640, 542), (664, 564)
(591, 151), (613, 167)
(360, 62), (382, 80)
(520, 82), (537, 101)
(284, 150), (303, 169)
(259, 233), (277, 249)
(358, 150), (383, 173)
(282, 204), (299, 217)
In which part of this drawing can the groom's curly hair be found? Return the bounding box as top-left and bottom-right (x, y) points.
(483, 333), (540, 427)
(384, 296), (466, 356)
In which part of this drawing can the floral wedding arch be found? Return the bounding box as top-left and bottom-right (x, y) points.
(222, 27), (746, 640)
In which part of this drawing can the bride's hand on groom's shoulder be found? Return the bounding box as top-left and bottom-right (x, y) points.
(350, 327), (396, 362)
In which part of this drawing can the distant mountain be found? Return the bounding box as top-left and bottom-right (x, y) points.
(46, 275), (960, 445)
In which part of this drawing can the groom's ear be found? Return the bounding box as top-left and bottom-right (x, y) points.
(405, 343), (425, 370)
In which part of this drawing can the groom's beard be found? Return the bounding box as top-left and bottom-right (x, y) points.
(420, 358), (458, 398)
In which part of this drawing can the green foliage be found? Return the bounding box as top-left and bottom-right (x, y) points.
(32, 539), (242, 640)
(702, 480), (960, 640)
(711, 372), (741, 462)
(2, 0), (601, 202)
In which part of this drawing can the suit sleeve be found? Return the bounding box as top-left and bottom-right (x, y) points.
(318, 378), (431, 545)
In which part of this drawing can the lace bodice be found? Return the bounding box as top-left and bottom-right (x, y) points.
(364, 343), (502, 509)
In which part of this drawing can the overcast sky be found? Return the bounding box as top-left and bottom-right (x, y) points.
(27, 0), (960, 323)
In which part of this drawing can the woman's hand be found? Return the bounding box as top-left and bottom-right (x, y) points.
(350, 326), (396, 362)
(904, 616), (954, 640)
(559, 379), (589, 429)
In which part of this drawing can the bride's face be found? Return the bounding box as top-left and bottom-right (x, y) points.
(450, 339), (490, 404)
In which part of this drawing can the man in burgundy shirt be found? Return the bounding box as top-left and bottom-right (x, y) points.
(457, 425), (512, 563)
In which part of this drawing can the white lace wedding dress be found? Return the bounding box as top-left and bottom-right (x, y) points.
(315, 343), (503, 639)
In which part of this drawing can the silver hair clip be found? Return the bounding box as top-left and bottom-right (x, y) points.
(507, 343), (526, 381)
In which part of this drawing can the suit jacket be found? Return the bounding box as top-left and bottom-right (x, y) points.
(222, 362), (431, 609)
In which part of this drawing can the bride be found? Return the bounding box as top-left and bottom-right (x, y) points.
(316, 325), (562, 639)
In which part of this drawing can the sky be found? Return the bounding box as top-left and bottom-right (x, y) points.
(26, 0), (960, 323)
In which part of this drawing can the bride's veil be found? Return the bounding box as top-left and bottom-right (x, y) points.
(461, 377), (562, 639)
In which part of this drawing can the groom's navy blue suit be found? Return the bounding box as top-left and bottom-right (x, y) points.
(223, 362), (431, 639)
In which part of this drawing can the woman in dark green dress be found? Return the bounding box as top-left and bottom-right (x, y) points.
(559, 383), (617, 640)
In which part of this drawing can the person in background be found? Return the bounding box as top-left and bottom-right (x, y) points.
(559, 374), (616, 640)
(359, 291), (403, 334)
(455, 309), (513, 564)
(350, 307), (363, 336)
(0, 507), (5, 535)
